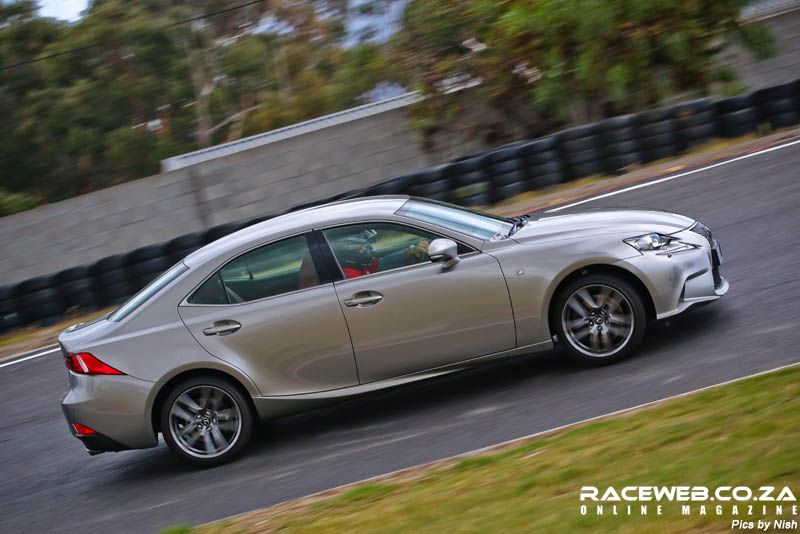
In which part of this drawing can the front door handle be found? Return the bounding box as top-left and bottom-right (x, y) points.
(203, 320), (241, 336)
(344, 292), (383, 307)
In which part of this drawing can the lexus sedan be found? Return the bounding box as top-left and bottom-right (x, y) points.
(59, 196), (727, 465)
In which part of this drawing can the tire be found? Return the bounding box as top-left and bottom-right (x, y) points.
(601, 126), (637, 144)
(494, 180), (529, 200)
(605, 151), (643, 171)
(568, 159), (605, 178)
(531, 171), (565, 188)
(681, 122), (717, 142)
(553, 273), (647, 365)
(760, 97), (795, 116)
(637, 106), (672, 123)
(410, 178), (450, 197)
(768, 111), (800, 128)
(93, 253), (127, 273)
(598, 114), (637, 131)
(491, 159), (523, 175)
(641, 130), (679, 149)
(560, 124), (597, 140)
(521, 136), (558, 153)
(526, 149), (561, 166)
(160, 376), (254, 467)
(646, 144), (680, 161)
(561, 136), (598, 154)
(677, 109), (715, 129)
(529, 160), (563, 176)
(452, 169), (487, 187)
(638, 119), (676, 138)
(565, 147), (604, 165)
(604, 139), (640, 156)
(460, 192), (492, 206)
(716, 93), (756, 114)
(492, 169), (527, 187)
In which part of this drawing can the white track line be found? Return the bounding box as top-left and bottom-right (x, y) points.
(212, 360), (800, 524)
(547, 137), (800, 212)
(0, 346), (60, 369)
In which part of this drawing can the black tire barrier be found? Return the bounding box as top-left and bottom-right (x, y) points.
(526, 148), (561, 166)
(494, 180), (529, 201)
(529, 159), (564, 176)
(409, 177), (450, 198)
(718, 108), (758, 138)
(492, 169), (528, 188)
(460, 192), (492, 206)
(530, 171), (565, 189)
(561, 136), (597, 153)
(680, 122), (717, 148)
(639, 118), (676, 138)
(567, 147), (604, 165)
(59, 277), (97, 310)
(637, 105), (672, 123)
(520, 135), (559, 153)
(768, 111), (800, 128)
(167, 231), (205, 264)
(568, 159), (606, 178)
(716, 93), (757, 114)
(605, 152), (644, 171)
(103, 280), (136, 305)
(601, 126), (638, 144)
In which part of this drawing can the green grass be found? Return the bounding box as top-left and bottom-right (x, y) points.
(171, 365), (800, 534)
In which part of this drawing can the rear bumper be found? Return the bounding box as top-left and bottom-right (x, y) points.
(615, 232), (728, 320)
(61, 372), (158, 453)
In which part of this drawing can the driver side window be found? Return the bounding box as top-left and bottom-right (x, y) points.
(323, 223), (440, 279)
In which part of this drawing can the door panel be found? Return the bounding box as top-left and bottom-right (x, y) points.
(179, 284), (358, 395)
(333, 254), (516, 383)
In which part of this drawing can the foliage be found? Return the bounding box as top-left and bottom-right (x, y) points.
(0, 187), (41, 216)
(395, 0), (777, 142)
(0, 0), (398, 205)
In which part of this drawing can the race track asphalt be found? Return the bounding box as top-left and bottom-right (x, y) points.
(1, 141), (799, 534)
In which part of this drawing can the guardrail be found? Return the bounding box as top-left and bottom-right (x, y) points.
(1, 79), (798, 333)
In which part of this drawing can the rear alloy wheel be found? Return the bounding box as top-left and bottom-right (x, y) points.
(160, 376), (254, 467)
(555, 274), (646, 364)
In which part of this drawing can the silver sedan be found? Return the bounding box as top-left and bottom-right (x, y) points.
(59, 196), (727, 465)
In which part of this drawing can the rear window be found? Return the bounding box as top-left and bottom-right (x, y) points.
(109, 263), (188, 322)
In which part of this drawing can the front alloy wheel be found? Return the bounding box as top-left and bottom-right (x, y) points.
(161, 376), (253, 466)
(555, 274), (646, 364)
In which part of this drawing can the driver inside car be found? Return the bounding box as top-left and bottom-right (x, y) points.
(337, 235), (430, 278)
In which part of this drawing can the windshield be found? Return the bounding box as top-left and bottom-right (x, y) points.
(396, 198), (513, 240)
(109, 263), (188, 322)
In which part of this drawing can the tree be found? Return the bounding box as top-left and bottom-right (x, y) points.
(0, 0), (399, 207)
(395, 0), (777, 142)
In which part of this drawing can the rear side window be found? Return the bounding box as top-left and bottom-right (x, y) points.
(190, 235), (321, 304)
(189, 273), (227, 305)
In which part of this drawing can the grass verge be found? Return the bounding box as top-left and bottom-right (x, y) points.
(0, 307), (114, 360)
(174, 365), (800, 534)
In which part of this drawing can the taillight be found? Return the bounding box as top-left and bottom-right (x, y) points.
(64, 352), (125, 376)
(72, 423), (97, 435)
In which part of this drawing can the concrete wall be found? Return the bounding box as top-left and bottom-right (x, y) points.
(726, 6), (800, 89)
(0, 105), (483, 285)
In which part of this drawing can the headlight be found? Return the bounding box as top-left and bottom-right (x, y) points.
(624, 233), (673, 251)
(624, 233), (699, 255)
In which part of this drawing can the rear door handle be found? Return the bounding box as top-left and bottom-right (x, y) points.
(202, 320), (241, 336)
(344, 292), (383, 307)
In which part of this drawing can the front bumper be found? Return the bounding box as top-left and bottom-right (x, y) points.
(61, 371), (158, 454)
(615, 230), (728, 320)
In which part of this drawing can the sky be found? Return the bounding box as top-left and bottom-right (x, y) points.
(39, 0), (87, 21)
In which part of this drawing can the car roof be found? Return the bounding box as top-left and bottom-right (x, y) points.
(183, 195), (411, 269)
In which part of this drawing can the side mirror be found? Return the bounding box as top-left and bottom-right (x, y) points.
(428, 238), (460, 268)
